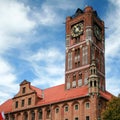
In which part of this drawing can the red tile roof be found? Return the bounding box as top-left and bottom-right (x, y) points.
(0, 99), (12, 113)
(36, 84), (88, 106)
(100, 90), (113, 100)
(0, 84), (113, 113)
(30, 85), (43, 98)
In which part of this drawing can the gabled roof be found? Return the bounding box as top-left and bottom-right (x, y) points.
(20, 80), (30, 86)
(0, 83), (113, 113)
(30, 85), (43, 98)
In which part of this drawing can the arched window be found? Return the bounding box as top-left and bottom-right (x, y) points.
(94, 81), (96, 87)
(24, 112), (28, 120)
(38, 109), (42, 120)
(64, 105), (69, 112)
(31, 111), (35, 120)
(74, 104), (79, 110)
(90, 81), (92, 87)
(46, 109), (50, 119)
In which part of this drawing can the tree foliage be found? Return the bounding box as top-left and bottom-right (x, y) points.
(102, 97), (120, 120)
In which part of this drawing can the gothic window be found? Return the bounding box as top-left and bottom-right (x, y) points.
(15, 101), (18, 108)
(86, 28), (92, 40)
(68, 52), (72, 70)
(94, 81), (97, 87)
(82, 46), (88, 65)
(74, 48), (80, 67)
(38, 109), (42, 119)
(90, 81), (92, 87)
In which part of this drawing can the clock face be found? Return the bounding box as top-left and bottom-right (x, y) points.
(94, 25), (102, 40)
(71, 23), (83, 37)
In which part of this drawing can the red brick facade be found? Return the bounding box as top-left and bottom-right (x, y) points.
(0, 6), (113, 120)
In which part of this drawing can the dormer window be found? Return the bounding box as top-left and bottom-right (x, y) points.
(22, 87), (26, 94)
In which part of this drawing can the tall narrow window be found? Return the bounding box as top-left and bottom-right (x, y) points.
(72, 74), (76, 88)
(74, 48), (80, 68)
(86, 116), (90, 120)
(68, 52), (72, 70)
(82, 46), (88, 65)
(31, 111), (35, 120)
(46, 109), (50, 119)
(86, 102), (90, 109)
(21, 100), (24, 107)
(15, 101), (18, 108)
(22, 87), (26, 94)
(38, 110), (42, 119)
(78, 72), (82, 86)
(84, 71), (88, 85)
(86, 28), (92, 41)
(28, 98), (31, 105)
(66, 76), (70, 89)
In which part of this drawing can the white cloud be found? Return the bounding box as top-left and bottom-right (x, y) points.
(0, 0), (35, 34)
(22, 47), (65, 88)
(105, 0), (120, 96)
(0, 0), (36, 53)
(33, 4), (62, 26)
(0, 57), (18, 104)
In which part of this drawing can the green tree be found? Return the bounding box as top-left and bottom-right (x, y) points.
(102, 97), (120, 120)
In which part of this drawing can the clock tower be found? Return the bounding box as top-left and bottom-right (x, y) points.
(65, 6), (105, 94)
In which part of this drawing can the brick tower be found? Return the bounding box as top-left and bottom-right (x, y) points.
(65, 6), (105, 95)
(0, 6), (113, 120)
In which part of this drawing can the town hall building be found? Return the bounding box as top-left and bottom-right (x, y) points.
(0, 6), (113, 120)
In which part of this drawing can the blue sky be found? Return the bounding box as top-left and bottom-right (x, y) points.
(0, 0), (120, 104)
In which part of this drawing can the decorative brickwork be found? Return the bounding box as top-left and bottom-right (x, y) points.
(0, 6), (113, 120)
